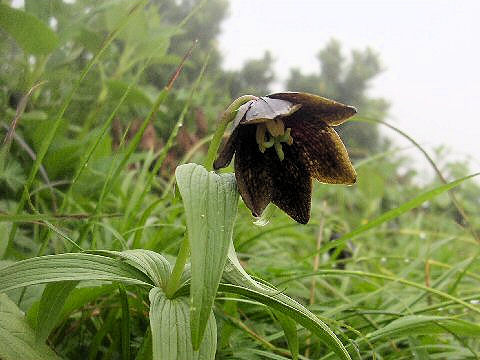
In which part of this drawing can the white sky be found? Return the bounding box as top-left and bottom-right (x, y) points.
(219, 0), (480, 172)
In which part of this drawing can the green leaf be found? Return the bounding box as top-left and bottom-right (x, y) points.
(91, 250), (172, 289)
(0, 3), (59, 55)
(0, 223), (9, 258)
(329, 173), (480, 251)
(149, 287), (216, 360)
(106, 80), (153, 107)
(222, 243), (351, 360)
(0, 253), (151, 293)
(36, 281), (79, 342)
(135, 328), (152, 360)
(175, 163), (238, 349)
(273, 310), (299, 360)
(0, 294), (61, 360)
(119, 284), (131, 360)
(365, 315), (480, 342)
(26, 284), (116, 328)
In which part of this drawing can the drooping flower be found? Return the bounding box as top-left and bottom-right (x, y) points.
(214, 92), (357, 224)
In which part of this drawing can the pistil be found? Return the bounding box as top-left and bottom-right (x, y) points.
(255, 118), (293, 160)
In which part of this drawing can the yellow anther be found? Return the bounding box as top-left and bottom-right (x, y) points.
(255, 120), (293, 160)
(265, 118), (285, 137)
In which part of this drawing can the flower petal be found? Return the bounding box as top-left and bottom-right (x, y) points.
(232, 100), (255, 129)
(267, 92), (356, 126)
(242, 97), (301, 125)
(269, 146), (312, 224)
(233, 126), (273, 217)
(288, 115), (357, 185)
(213, 128), (239, 170)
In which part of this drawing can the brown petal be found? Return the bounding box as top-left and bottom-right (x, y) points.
(213, 128), (239, 170)
(269, 146), (312, 224)
(233, 126), (273, 217)
(267, 92), (356, 126)
(289, 116), (357, 185)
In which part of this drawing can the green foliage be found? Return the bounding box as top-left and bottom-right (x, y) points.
(0, 3), (59, 55)
(0, 294), (61, 360)
(175, 163), (238, 348)
(1, 1), (479, 359)
(149, 287), (217, 359)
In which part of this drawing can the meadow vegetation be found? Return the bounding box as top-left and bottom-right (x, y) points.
(0, 1), (479, 359)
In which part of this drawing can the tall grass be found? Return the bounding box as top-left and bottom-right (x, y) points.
(0, 1), (479, 359)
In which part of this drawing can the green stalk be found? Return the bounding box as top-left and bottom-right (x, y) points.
(204, 95), (257, 171)
(166, 95), (255, 297)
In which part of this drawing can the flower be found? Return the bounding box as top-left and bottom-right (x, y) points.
(213, 92), (357, 224)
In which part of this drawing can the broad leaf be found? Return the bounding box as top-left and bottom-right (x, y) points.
(365, 315), (480, 342)
(0, 4), (59, 55)
(149, 287), (216, 360)
(175, 163), (238, 349)
(0, 294), (60, 360)
(0, 253), (151, 292)
(92, 250), (172, 288)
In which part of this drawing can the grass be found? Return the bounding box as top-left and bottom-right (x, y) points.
(0, 1), (479, 359)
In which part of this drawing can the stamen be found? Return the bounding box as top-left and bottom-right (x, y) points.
(255, 120), (293, 161)
(265, 118), (285, 137)
(255, 124), (267, 153)
(274, 139), (285, 161)
(263, 138), (274, 148)
(279, 128), (293, 145)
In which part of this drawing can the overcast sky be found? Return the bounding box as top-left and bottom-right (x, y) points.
(219, 0), (480, 172)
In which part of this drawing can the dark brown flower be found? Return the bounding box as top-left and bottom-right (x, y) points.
(214, 92), (357, 224)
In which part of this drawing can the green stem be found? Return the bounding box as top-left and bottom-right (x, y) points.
(165, 236), (190, 298)
(204, 95), (257, 171)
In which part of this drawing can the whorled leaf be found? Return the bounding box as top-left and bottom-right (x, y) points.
(175, 163), (238, 349)
(149, 287), (216, 360)
(91, 250), (172, 289)
(0, 253), (151, 293)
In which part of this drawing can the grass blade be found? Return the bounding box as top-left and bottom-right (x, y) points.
(323, 173), (479, 258)
(7, 0), (147, 252)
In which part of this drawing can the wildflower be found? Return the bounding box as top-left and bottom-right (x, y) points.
(214, 92), (357, 224)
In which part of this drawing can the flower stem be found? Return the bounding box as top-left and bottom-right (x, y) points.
(165, 235), (190, 298)
(204, 95), (257, 171)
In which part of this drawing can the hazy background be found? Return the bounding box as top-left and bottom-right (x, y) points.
(219, 0), (480, 170)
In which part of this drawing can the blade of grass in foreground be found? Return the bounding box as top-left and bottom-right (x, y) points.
(355, 116), (479, 242)
(59, 59), (152, 214)
(83, 42), (196, 247)
(6, 0), (147, 254)
(122, 51), (208, 233)
(277, 269), (480, 315)
(319, 172), (479, 259)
